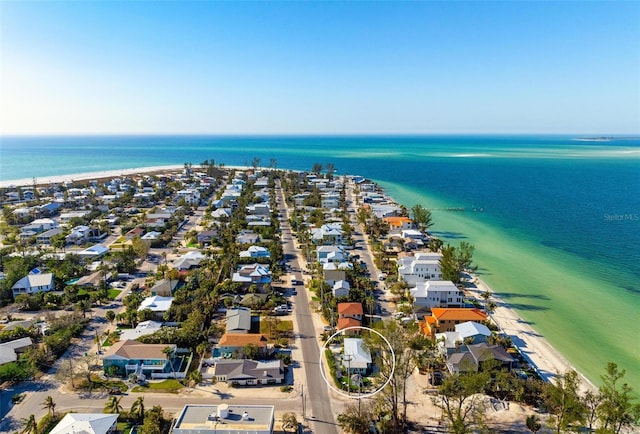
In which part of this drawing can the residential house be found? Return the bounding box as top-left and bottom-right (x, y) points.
(321, 194), (340, 209)
(239, 246), (271, 259)
(337, 302), (363, 335)
(174, 251), (206, 271)
(49, 413), (119, 434)
(12, 271), (55, 298)
(226, 308), (252, 334)
(410, 281), (464, 310)
(59, 210), (91, 223)
(455, 321), (492, 345)
(102, 340), (177, 378)
(342, 338), (372, 374)
(236, 230), (260, 245)
(397, 252), (443, 286)
(77, 244), (109, 261)
(149, 279), (181, 297)
(322, 261), (352, 286)
(212, 359), (284, 385)
(20, 218), (58, 238)
(35, 227), (63, 245)
(138, 295), (174, 316)
(66, 225), (103, 245)
(0, 337), (33, 366)
(173, 404), (275, 434)
(446, 343), (515, 374)
(197, 230), (218, 246)
(316, 245), (345, 263)
(436, 321), (492, 356)
(311, 223), (343, 245)
(246, 203), (271, 216)
(216, 333), (269, 358)
(421, 308), (488, 336)
(176, 188), (201, 205)
(120, 320), (166, 341)
(211, 208), (231, 220)
(383, 216), (414, 231)
(332, 280), (350, 298)
(232, 264), (271, 290)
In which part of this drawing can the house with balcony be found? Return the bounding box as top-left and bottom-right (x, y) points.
(421, 308), (488, 336)
(397, 252), (442, 286)
(410, 280), (464, 310)
(102, 340), (177, 378)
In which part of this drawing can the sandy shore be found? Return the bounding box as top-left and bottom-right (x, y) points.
(0, 165), (186, 188)
(467, 276), (597, 393)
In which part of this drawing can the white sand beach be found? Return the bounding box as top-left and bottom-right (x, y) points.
(0, 165), (186, 188)
(467, 276), (598, 393)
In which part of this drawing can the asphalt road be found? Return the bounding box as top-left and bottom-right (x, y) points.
(275, 180), (339, 434)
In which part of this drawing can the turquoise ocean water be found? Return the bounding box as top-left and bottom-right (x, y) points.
(1, 135), (639, 387)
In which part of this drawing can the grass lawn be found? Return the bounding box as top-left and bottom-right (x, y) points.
(131, 379), (183, 393)
(108, 289), (122, 299)
(77, 376), (128, 392)
(260, 318), (293, 340)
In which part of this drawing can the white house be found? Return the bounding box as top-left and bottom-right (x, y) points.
(12, 272), (55, 298)
(316, 245), (345, 263)
(49, 413), (119, 434)
(311, 223), (343, 245)
(342, 338), (372, 374)
(138, 295), (174, 313)
(173, 404), (274, 434)
(397, 252), (443, 286)
(321, 194), (340, 209)
(239, 245), (271, 259)
(410, 280), (463, 309)
(332, 280), (351, 298)
(176, 188), (201, 204)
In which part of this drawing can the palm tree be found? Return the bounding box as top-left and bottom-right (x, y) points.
(162, 346), (177, 378)
(130, 396), (145, 423)
(104, 395), (123, 414)
(21, 414), (38, 434)
(42, 395), (56, 417)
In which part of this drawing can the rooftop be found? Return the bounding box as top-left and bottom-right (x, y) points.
(173, 404), (274, 433)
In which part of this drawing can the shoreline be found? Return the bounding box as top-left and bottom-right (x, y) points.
(466, 275), (597, 392)
(0, 165), (186, 188)
(1, 165), (598, 391)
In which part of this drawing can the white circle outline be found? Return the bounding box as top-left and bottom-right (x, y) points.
(318, 326), (396, 399)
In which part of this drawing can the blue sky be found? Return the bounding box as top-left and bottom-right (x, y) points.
(1, 1), (638, 135)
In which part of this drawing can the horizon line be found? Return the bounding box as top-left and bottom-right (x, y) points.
(2, 132), (639, 138)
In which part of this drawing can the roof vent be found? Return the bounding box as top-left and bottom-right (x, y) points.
(217, 404), (229, 419)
